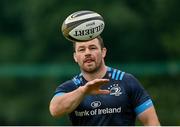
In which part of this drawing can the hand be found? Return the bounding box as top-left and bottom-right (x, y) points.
(81, 79), (110, 95)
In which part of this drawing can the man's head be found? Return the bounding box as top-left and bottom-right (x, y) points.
(73, 36), (107, 73)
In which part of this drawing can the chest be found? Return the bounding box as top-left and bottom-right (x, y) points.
(77, 80), (131, 111)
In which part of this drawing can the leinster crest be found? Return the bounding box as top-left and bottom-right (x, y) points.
(108, 84), (122, 96)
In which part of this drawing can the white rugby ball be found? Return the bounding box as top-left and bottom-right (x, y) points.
(61, 10), (105, 42)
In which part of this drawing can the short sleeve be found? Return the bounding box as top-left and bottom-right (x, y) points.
(124, 74), (153, 115)
(54, 80), (77, 96)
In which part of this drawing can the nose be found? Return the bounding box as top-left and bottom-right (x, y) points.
(84, 48), (91, 56)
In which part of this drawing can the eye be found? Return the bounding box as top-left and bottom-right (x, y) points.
(77, 48), (85, 52)
(90, 46), (97, 50)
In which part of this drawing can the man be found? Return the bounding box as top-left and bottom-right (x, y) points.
(49, 36), (160, 126)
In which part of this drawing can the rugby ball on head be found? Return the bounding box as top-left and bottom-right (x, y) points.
(61, 10), (105, 42)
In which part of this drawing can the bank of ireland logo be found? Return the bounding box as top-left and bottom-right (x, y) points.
(91, 101), (101, 108)
(108, 84), (122, 96)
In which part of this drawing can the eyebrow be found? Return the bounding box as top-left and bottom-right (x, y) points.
(89, 44), (97, 47)
(77, 46), (85, 49)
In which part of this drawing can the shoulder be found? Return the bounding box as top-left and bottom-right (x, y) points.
(60, 79), (75, 87)
(59, 73), (83, 87)
(55, 73), (83, 94)
(107, 66), (126, 81)
(72, 73), (84, 86)
(107, 66), (141, 89)
(123, 73), (139, 84)
(107, 66), (136, 81)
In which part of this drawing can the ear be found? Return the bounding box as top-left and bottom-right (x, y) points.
(73, 52), (78, 63)
(102, 47), (107, 58)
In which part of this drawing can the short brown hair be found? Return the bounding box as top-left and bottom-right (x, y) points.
(73, 35), (105, 51)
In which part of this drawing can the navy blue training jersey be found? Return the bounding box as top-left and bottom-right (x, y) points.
(54, 66), (153, 126)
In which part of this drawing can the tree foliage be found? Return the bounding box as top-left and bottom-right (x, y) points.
(0, 0), (180, 125)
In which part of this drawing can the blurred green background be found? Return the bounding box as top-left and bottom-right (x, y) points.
(0, 0), (180, 125)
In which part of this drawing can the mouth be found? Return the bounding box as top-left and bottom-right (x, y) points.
(83, 58), (94, 63)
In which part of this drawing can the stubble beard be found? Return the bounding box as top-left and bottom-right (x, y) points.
(81, 60), (102, 74)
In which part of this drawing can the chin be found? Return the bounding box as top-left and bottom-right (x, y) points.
(83, 66), (98, 73)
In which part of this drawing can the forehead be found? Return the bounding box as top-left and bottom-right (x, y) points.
(75, 38), (100, 48)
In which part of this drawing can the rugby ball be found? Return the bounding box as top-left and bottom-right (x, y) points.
(61, 10), (105, 42)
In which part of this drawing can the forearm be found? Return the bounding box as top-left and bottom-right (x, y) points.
(49, 86), (86, 117)
(49, 78), (110, 117)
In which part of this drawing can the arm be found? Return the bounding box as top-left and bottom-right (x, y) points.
(137, 106), (160, 126)
(125, 74), (160, 125)
(49, 78), (109, 117)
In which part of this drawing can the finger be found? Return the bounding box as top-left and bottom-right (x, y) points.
(96, 90), (110, 95)
(91, 90), (109, 95)
(90, 79), (109, 85)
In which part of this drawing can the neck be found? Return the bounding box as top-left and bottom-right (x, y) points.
(82, 64), (107, 81)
